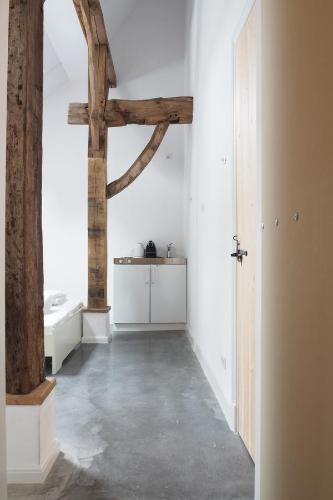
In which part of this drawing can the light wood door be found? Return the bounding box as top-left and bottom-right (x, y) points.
(234, 3), (257, 460)
(150, 265), (186, 323)
(113, 265), (150, 323)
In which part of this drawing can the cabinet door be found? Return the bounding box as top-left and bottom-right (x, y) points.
(113, 265), (150, 323)
(151, 265), (186, 323)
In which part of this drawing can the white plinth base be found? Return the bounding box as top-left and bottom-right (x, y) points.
(6, 389), (59, 484)
(82, 311), (112, 344)
(112, 323), (186, 332)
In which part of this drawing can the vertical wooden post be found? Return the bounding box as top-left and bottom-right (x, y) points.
(6, 0), (45, 394)
(87, 44), (109, 309)
(72, 0), (115, 312)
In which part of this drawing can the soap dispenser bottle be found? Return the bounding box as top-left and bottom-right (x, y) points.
(167, 243), (174, 258)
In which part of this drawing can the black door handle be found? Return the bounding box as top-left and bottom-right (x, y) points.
(231, 249), (248, 259)
(231, 236), (248, 262)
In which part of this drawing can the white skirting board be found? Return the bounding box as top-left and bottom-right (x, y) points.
(112, 323), (186, 332)
(186, 329), (237, 432)
(6, 390), (59, 484)
(82, 311), (112, 344)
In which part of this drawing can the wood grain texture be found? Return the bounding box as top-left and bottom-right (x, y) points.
(106, 122), (169, 199)
(88, 157), (108, 308)
(80, 0), (100, 151)
(73, 0), (116, 87)
(6, 378), (56, 406)
(86, 38), (108, 308)
(68, 97), (193, 127)
(72, 0), (109, 309)
(6, 0), (45, 394)
(235, 3), (257, 460)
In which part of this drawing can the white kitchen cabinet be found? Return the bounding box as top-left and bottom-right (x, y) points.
(113, 262), (186, 324)
(113, 265), (150, 323)
(150, 265), (186, 323)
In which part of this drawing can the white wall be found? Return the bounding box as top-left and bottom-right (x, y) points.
(260, 1), (333, 498)
(0, 1), (8, 497)
(107, 61), (186, 321)
(43, 81), (88, 303)
(43, 60), (186, 311)
(184, 0), (251, 429)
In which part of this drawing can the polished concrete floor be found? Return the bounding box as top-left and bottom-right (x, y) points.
(8, 332), (254, 500)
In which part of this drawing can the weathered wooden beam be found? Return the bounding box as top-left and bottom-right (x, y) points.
(73, 0), (117, 88)
(106, 122), (169, 199)
(68, 97), (193, 127)
(88, 156), (108, 308)
(88, 44), (108, 157)
(6, 0), (45, 394)
(80, 0), (100, 150)
(86, 24), (109, 308)
(72, 1), (109, 309)
(86, 62), (109, 307)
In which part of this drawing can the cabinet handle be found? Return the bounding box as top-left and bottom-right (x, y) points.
(145, 267), (150, 285)
(151, 266), (158, 285)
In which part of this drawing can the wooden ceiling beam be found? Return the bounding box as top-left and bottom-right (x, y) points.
(68, 97), (193, 127)
(73, 0), (117, 88)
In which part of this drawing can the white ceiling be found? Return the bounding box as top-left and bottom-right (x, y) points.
(44, 0), (87, 84)
(100, 0), (138, 38)
(44, 0), (186, 96)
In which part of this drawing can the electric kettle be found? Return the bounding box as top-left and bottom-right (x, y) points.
(134, 243), (144, 258)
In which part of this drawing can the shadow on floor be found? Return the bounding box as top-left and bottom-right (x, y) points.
(46, 343), (99, 378)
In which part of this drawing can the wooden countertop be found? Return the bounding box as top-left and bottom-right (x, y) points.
(114, 257), (187, 265)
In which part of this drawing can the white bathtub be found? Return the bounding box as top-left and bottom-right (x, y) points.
(44, 300), (83, 374)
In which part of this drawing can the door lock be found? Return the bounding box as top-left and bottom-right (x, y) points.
(231, 235), (248, 263)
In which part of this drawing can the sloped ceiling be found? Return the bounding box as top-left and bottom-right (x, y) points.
(101, 0), (186, 82)
(44, 0), (186, 96)
(44, 33), (69, 97)
(44, 0), (87, 84)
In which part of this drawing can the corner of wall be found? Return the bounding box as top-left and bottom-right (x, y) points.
(186, 328), (236, 431)
(183, 0), (253, 437)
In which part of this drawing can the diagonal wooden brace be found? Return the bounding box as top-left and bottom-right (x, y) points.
(106, 122), (170, 199)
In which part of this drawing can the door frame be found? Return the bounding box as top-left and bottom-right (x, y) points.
(232, 0), (262, 497)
